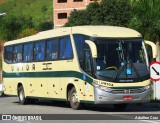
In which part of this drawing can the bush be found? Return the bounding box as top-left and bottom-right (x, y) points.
(64, 0), (132, 27)
(102, 0), (132, 27)
(65, 9), (89, 27)
(129, 0), (160, 43)
(18, 28), (38, 39)
(0, 15), (35, 40)
(38, 21), (53, 31)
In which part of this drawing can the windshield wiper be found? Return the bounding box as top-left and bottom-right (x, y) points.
(131, 61), (140, 78)
(112, 61), (141, 82)
(112, 64), (125, 82)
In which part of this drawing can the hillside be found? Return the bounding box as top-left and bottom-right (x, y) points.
(0, 0), (53, 71)
(0, 0), (5, 3)
(0, 0), (53, 26)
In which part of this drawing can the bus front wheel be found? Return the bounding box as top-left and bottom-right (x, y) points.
(18, 86), (27, 105)
(69, 87), (81, 110)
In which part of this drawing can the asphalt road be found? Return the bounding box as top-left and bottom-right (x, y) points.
(0, 96), (160, 123)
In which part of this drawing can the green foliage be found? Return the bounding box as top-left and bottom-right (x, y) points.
(129, 0), (160, 43)
(41, 5), (48, 13)
(0, 0), (53, 27)
(38, 21), (53, 31)
(65, 9), (89, 27)
(0, 15), (35, 40)
(18, 28), (38, 39)
(85, 2), (103, 25)
(102, 0), (132, 26)
(0, 0), (53, 41)
(65, 0), (160, 43)
(64, 0), (132, 27)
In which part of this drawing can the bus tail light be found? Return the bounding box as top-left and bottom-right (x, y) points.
(123, 96), (133, 101)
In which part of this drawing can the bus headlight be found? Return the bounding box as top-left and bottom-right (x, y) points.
(143, 84), (151, 91)
(93, 83), (111, 92)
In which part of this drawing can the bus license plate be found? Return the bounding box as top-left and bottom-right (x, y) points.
(123, 96), (133, 101)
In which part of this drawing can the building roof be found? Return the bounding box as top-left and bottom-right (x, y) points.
(4, 26), (142, 46)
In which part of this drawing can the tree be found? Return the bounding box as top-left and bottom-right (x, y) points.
(85, 2), (103, 25)
(129, 0), (160, 43)
(64, 0), (132, 27)
(101, 0), (132, 27)
(0, 16), (22, 40)
(64, 9), (89, 27)
(18, 28), (38, 38)
(38, 21), (53, 31)
(0, 15), (34, 40)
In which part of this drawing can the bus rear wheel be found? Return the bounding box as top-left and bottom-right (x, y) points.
(18, 86), (27, 105)
(69, 87), (81, 110)
(113, 104), (127, 110)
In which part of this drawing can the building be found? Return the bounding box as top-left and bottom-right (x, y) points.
(54, 0), (100, 29)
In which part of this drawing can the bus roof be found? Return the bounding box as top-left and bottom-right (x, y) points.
(4, 26), (142, 46)
(72, 26), (142, 38)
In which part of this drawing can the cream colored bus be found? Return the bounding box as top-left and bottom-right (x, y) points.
(2, 26), (157, 110)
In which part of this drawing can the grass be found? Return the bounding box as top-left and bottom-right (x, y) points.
(150, 100), (160, 103)
(0, 0), (53, 70)
(0, 0), (53, 26)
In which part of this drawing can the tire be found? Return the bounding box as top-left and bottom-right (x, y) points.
(114, 104), (127, 110)
(69, 87), (81, 110)
(18, 86), (27, 105)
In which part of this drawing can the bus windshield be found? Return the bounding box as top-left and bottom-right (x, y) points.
(95, 39), (149, 82)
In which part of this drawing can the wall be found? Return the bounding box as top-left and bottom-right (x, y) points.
(54, 0), (101, 28)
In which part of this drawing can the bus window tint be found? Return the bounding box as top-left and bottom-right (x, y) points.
(4, 46), (13, 63)
(34, 41), (45, 61)
(23, 43), (33, 62)
(46, 39), (59, 60)
(13, 45), (22, 63)
(74, 35), (86, 60)
(60, 36), (73, 59)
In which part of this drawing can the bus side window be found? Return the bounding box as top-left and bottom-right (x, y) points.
(4, 46), (13, 63)
(23, 43), (33, 62)
(46, 38), (59, 60)
(34, 41), (45, 61)
(73, 34), (89, 69)
(13, 44), (22, 63)
(59, 36), (73, 60)
(84, 50), (92, 74)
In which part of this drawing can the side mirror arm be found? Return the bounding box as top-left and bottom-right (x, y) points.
(85, 40), (97, 58)
(145, 40), (157, 59)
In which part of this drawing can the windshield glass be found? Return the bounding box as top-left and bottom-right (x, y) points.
(95, 39), (149, 82)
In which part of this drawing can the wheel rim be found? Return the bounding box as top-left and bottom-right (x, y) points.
(19, 90), (24, 101)
(71, 92), (78, 105)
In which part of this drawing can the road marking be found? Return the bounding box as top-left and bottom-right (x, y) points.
(17, 120), (31, 123)
(141, 120), (160, 123)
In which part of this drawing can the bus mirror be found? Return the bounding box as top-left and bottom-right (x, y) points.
(85, 40), (97, 58)
(145, 40), (157, 59)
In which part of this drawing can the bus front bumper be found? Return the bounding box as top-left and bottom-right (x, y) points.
(94, 87), (151, 104)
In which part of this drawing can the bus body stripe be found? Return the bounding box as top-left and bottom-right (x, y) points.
(2, 71), (93, 85)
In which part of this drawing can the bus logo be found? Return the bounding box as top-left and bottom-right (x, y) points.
(124, 89), (130, 94)
(2, 115), (11, 120)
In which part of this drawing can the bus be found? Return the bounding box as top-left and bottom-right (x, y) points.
(2, 26), (157, 110)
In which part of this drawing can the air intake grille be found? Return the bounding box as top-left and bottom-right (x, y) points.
(110, 88), (145, 94)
